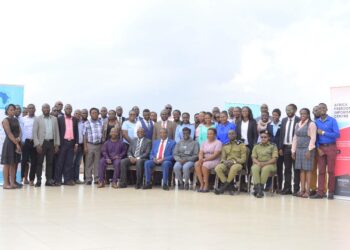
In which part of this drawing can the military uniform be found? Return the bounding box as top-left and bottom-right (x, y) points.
(215, 140), (247, 183)
(251, 142), (278, 185)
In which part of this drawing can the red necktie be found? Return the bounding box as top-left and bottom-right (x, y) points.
(157, 140), (165, 160)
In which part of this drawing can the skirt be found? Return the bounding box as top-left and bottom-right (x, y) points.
(295, 147), (315, 171)
(1, 137), (21, 165)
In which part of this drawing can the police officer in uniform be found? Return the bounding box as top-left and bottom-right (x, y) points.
(214, 130), (247, 195)
(251, 130), (278, 198)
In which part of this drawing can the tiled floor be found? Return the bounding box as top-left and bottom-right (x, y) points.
(0, 184), (349, 250)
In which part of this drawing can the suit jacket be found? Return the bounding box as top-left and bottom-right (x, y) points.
(102, 120), (121, 142)
(127, 137), (152, 159)
(116, 116), (126, 126)
(267, 122), (281, 147)
(152, 120), (177, 141)
(236, 119), (258, 149)
(279, 116), (300, 150)
(33, 115), (60, 147)
(149, 139), (176, 161)
(57, 115), (79, 145)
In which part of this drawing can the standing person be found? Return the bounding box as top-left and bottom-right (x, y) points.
(194, 113), (200, 129)
(173, 127), (199, 190)
(150, 111), (158, 124)
(120, 128), (152, 189)
(55, 104), (79, 186)
(84, 108), (103, 185)
(292, 108), (317, 198)
(14, 105), (23, 185)
(251, 130), (278, 198)
(255, 104), (272, 123)
(196, 112), (215, 147)
(153, 109), (177, 140)
(279, 104), (300, 195)
(102, 110), (120, 143)
(172, 110), (182, 125)
(311, 103), (340, 200)
(72, 109), (84, 184)
(97, 128), (127, 188)
(174, 112), (195, 143)
(143, 128), (176, 191)
(21, 104), (37, 186)
(214, 130), (246, 195)
(212, 107), (220, 118)
(194, 128), (222, 192)
(22, 107), (28, 117)
(266, 108), (283, 192)
(54, 101), (64, 117)
(81, 109), (88, 122)
(236, 106), (258, 190)
(33, 103), (60, 187)
(227, 107), (235, 123)
(134, 109), (154, 140)
(257, 112), (270, 143)
(164, 104), (173, 121)
(100, 107), (108, 123)
(122, 110), (137, 146)
(216, 111), (236, 145)
(116, 106), (126, 125)
(1, 104), (22, 189)
(132, 106), (141, 122)
(233, 107), (242, 125)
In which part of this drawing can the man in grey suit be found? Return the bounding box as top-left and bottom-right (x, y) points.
(33, 103), (60, 187)
(119, 128), (152, 189)
(152, 109), (177, 140)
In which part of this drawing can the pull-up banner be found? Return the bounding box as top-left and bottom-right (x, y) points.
(331, 86), (350, 200)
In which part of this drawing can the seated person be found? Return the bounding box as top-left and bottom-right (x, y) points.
(214, 130), (246, 195)
(143, 128), (176, 191)
(194, 128), (222, 193)
(251, 130), (278, 198)
(173, 127), (199, 190)
(119, 128), (152, 189)
(97, 128), (127, 188)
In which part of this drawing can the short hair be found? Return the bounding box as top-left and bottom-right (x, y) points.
(234, 106), (242, 111)
(143, 109), (150, 113)
(221, 111), (228, 116)
(205, 112), (213, 118)
(261, 111), (270, 116)
(108, 110), (116, 115)
(272, 108), (281, 117)
(182, 127), (191, 134)
(182, 112), (190, 117)
(173, 109), (181, 115)
(208, 127), (217, 135)
(5, 104), (16, 115)
(287, 104), (298, 111)
(319, 103), (327, 108)
(194, 113), (199, 116)
(89, 107), (99, 114)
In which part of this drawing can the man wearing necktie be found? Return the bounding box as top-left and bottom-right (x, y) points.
(143, 128), (176, 190)
(134, 109), (154, 140)
(279, 104), (300, 195)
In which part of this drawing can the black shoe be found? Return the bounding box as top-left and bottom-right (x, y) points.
(54, 182), (62, 186)
(214, 182), (230, 195)
(93, 180), (99, 184)
(264, 185), (271, 192)
(309, 190), (317, 196)
(142, 184), (152, 190)
(75, 180), (84, 185)
(310, 193), (324, 199)
(184, 183), (189, 190)
(135, 184), (141, 189)
(178, 182), (184, 190)
(119, 183), (127, 188)
(328, 193), (334, 200)
(35, 182), (41, 187)
(85, 180), (92, 185)
(163, 185), (170, 191)
(281, 189), (292, 195)
(45, 180), (55, 186)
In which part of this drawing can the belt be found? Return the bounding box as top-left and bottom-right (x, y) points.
(64, 139), (75, 142)
(319, 143), (336, 147)
(88, 142), (101, 145)
(44, 139), (54, 142)
(283, 144), (292, 148)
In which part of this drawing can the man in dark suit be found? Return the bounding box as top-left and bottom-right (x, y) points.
(119, 128), (152, 189)
(279, 104), (300, 195)
(55, 104), (79, 185)
(143, 128), (176, 190)
(266, 108), (283, 192)
(153, 109), (177, 140)
(116, 106), (126, 125)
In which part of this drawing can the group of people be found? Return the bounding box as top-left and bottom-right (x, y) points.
(1, 101), (339, 199)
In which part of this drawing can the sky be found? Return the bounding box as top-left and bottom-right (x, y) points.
(1, 0), (350, 118)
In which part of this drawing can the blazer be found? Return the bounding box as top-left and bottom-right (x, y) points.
(149, 139), (176, 162)
(57, 115), (79, 145)
(102, 120), (121, 142)
(267, 122), (281, 147)
(152, 120), (177, 141)
(33, 115), (60, 147)
(279, 116), (300, 150)
(127, 137), (152, 159)
(236, 119), (258, 149)
(116, 116), (126, 126)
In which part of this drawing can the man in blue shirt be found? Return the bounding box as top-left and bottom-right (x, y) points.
(311, 103), (340, 200)
(216, 111), (236, 145)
